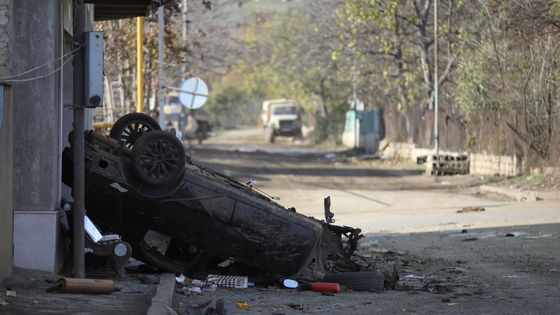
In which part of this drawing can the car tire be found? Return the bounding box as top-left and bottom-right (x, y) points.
(265, 127), (275, 143)
(110, 112), (161, 148)
(131, 130), (186, 185)
(322, 271), (385, 291)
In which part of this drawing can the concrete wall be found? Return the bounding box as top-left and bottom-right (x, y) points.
(470, 153), (523, 177)
(0, 0), (13, 284)
(11, 0), (63, 272)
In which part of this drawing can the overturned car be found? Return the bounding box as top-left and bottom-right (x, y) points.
(63, 113), (364, 281)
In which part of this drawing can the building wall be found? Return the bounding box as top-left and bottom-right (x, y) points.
(0, 0), (13, 284)
(11, 0), (63, 272)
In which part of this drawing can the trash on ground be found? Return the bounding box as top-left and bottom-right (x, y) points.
(139, 274), (159, 285)
(301, 282), (340, 293)
(280, 278), (299, 289)
(175, 274), (186, 284)
(0, 298), (7, 306)
(384, 266), (400, 290)
(207, 274), (248, 289)
(5, 289), (16, 297)
(284, 304), (304, 311)
(456, 207), (485, 213)
(461, 237), (478, 242)
(46, 277), (123, 294)
(235, 300), (252, 309)
(183, 286), (202, 295)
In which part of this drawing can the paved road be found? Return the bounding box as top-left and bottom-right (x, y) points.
(192, 128), (560, 234)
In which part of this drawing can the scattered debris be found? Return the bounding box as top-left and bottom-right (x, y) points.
(207, 274), (248, 289)
(301, 282), (340, 293)
(457, 207), (485, 213)
(139, 274), (159, 285)
(175, 274), (186, 284)
(279, 278), (299, 289)
(46, 277), (123, 294)
(183, 286), (202, 296)
(0, 298), (7, 306)
(284, 304), (304, 311)
(5, 289), (16, 297)
(235, 300), (252, 309)
(384, 266), (400, 290)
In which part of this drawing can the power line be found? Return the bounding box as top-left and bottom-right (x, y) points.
(2, 54), (75, 83)
(0, 47), (79, 81)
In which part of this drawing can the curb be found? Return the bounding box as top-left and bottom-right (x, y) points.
(147, 273), (176, 315)
(480, 185), (539, 201)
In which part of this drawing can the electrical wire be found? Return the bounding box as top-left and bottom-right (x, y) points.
(3, 55), (75, 83)
(0, 47), (80, 81)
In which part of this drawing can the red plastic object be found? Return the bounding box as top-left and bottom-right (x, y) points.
(309, 282), (340, 293)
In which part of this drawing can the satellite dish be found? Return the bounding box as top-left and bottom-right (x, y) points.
(179, 77), (208, 109)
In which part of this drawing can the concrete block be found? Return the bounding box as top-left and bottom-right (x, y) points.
(14, 210), (62, 272)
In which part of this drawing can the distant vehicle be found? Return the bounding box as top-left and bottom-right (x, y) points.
(260, 99), (302, 143)
(163, 92), (212, 144)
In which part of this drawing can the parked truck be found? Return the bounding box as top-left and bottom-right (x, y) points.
(260, 99), (302, 143)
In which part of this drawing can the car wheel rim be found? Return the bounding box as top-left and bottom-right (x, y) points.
(138, 139), (180, 180)
(121, 122), (152, 147)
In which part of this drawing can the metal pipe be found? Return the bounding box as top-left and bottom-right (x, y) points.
(433, 0), (440, 162)
(158, 6), (165, 128)
(72, 0), (86, 279)
(136, 17), (144, 113)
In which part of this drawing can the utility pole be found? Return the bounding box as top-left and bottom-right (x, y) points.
(136, 17), (144, 112)
(433, 0), (440, 161)
(158, 6), (165, 128)
(182, 0), (188, 77)
(72, 0), (86, 278)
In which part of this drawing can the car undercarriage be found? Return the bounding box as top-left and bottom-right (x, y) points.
(62, 113), (367, 281)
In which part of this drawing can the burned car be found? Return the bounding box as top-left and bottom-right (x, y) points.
(63, 113), (364, 281)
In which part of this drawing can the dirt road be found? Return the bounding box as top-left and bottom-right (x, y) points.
(174, 128), (560, 314)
